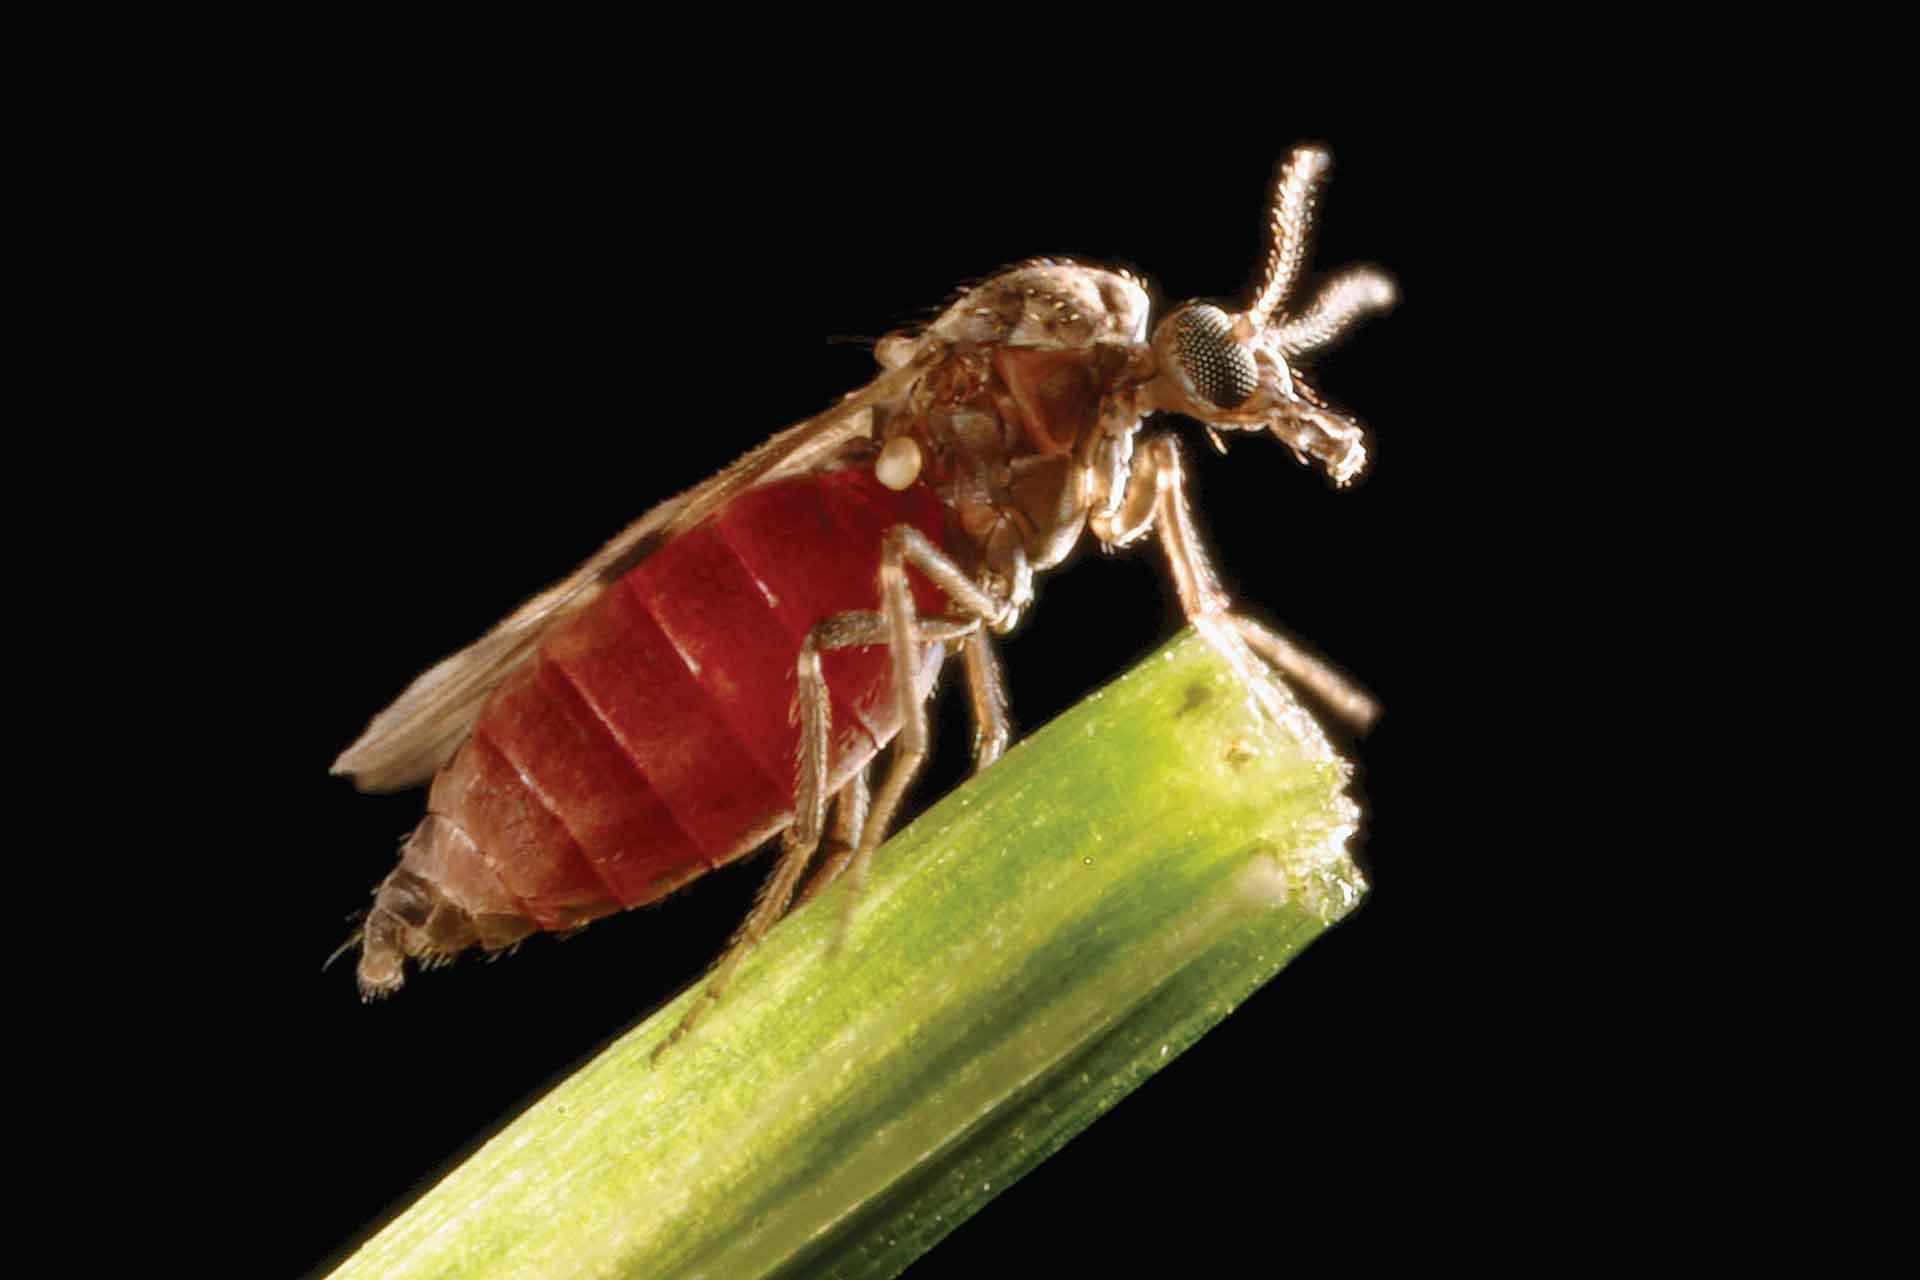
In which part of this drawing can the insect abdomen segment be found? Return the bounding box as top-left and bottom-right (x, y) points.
(358, 466), (950, 993)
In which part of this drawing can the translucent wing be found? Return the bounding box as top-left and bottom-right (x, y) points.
(332, 356), (932, 793)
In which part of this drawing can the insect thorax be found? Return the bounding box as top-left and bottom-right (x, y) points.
(872, 264), (1155, 597)
(923, 263), (1151, 351)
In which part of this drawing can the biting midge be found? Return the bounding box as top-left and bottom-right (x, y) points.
(331, 145), (1395, 1053)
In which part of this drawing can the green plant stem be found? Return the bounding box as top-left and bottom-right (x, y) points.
(328, 627), (1365, 1280)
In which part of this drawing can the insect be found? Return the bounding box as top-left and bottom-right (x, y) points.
(332, 143), (1395, 1049)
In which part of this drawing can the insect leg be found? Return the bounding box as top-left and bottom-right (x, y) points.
(962, 628), (1011, 770)
(809, 604), (986, 908)
(656, 607), (976, 1057)
(794, 766), (870, 909)
(841, 527), (1010, 939)
(653, 616), (860, 1059)
(1104, 433), (1379, 733)
(1228, 614), (1379, 730)
(801, 619), (1005, 909)
(827, 764), (872, 872)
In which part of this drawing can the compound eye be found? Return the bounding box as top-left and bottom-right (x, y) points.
(1168, 304), (1260, 411)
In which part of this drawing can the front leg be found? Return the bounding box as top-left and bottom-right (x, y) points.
(1093, 432), (1380, 733)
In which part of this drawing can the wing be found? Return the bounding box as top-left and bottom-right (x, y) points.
(332, 355), (934, 792)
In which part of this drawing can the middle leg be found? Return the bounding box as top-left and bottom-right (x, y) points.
(841, 526), (1012, 935)
(794, 765), (869, 909)
(655, 608), (965, 1056)
(797, 619), (1010, 909)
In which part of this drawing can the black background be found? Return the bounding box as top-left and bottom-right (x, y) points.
(190, 91), (1562, 1277)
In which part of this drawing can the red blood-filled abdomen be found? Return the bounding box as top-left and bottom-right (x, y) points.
(425, 465), (949, 932)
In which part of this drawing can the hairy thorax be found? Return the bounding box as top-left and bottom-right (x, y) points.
(875, 263), (1154, 601)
